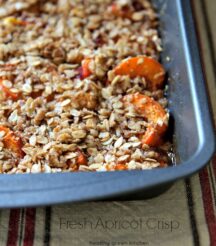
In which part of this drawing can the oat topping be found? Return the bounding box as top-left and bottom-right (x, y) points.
(0, 0), (172, 174)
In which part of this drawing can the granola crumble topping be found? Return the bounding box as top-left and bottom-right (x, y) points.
(0, 0), (172, 174)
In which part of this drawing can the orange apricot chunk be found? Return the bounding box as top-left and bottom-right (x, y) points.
(114, 56), (165, 91)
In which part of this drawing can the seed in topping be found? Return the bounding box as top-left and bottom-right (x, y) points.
(87, 148), (98, 155)
(114, 136), (124, 148)
(86, 118), (96, 128)
(94, 153), (104, 163)
(2, 80), (12, 88)
(118, 155), (130, 163)
(109, 112), (116, 127)
(99, 132), (110, 139)
(132, 12), (145, 21)
(71, 109), (80, 117)
(31, 164), (41, 174)
(65, 152), (77, 160)
(105, 154), (115, 163)
(37, 136), (48, 144)
(22, 84), (32, 94)
(29, 135), (37, 146)
(113, 101), (123, 109)
(120, 143), (133, 150)
(0, 131), (6, 138)
(8, 110), (18, 124)
(57, 133), (72, 142)
(61, 99), (71, 107)
(72, 130), (87, 139)
(102, 136), (114, 146)
(34, 109), (46, 125)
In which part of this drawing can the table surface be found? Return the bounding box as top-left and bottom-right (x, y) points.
(0, 1), (216, 246)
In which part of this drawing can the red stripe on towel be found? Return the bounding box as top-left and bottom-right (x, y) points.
(212, 154), (216, 179)
(7, 209), (20, 246)
(23, 208), (36, 246)
(200, 167), (216, 245)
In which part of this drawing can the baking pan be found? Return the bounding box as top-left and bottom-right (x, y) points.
(0, 0), (215, 208)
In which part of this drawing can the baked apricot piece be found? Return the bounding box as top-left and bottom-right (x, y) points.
(113, 56), (165, 91)
(3, 17), (28, 26)
(0, 79), (20, 100)
(115, 163), (128, 171)
(76, 150), (87, 166)
(0, 126), (24, 158)
(110, 3), (132, 18)
(80, 58), (93, 79)
(124, 93), (168, 147)
(68, 150), (87, 171)
(106, 163), (128, 171)
(141, 126), (162, 147)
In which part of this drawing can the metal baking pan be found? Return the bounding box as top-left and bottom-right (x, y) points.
(0, 0), (215, 208)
